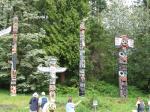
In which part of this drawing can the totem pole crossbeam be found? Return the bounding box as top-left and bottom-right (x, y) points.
(115, 35), (134, 98)
(0, 26), (11, 37)
(37, 57), (67, 112)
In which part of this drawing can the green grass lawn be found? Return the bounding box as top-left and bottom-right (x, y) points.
(0, 85), (149, 112)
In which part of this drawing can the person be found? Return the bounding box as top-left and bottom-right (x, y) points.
(29, 92), (39, 112)
(148, 96), (150, 112)
(136, 97), (141, 112)
(66, 96), (81, 112)
(139, 99), (145, 112)
(38, 92), (49, 112)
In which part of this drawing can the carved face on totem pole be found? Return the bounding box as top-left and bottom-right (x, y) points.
(48, 102), (56, 111)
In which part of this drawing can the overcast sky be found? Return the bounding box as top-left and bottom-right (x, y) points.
(106, 0), (142, 7)
(123, 0), (138, 6)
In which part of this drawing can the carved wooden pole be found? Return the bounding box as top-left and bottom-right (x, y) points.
(37, 58), (67, 111)
(10, 16), (18, 96)
(115, 35), (134, 97)
(79, 21), (85, 96)
(49, 58), (57, 112)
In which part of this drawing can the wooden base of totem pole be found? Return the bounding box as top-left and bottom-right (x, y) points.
(119, 77), (127, 98)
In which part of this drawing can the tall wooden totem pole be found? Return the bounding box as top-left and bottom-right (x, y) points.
(115, 35), (134, 97)
(10, 16), (18, 96)
(79, 21), (86, 96)
(37, 57), (67, 112)
(48, 58), (57, 112)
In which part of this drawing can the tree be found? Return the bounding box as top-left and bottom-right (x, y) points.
(101, 0), (150, 91)
(0, 0), (48, 92)
(86, 18), (117, 83)
(40, 0), (89, 79)
(143, 0), (150, 8)
(0, 0), (90, 92)
(90, 0), (106, 16)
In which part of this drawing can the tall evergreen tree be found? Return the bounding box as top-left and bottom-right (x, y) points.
(40, 0), (89, 79)
(0, 0), (90, 92)
(101, 0), (150, 91)
(0, 0), (47, 92)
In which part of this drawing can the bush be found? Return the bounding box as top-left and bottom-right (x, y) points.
(86, 80), (119, 97)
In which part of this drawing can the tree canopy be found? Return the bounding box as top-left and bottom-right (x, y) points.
(0, 0), (149, 93)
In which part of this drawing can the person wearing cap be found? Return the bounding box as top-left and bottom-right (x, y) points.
(29, 92), (39, 112)
(38, 92), (49, 112)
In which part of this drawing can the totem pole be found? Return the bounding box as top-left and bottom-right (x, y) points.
(37, 57), (67, 112)
(115, 35), (134, 97)
(79, 21), (86, 96)
(10, 16), (18, 96)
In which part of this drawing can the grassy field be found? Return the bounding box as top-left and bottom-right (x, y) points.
(0, 85), (149, 112)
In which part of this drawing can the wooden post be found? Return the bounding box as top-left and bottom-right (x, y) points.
(10, 16), (18, 96)
(115, 35), (134, 97)
(79, 21), (85, 96)
(60, 72), (65, 83)
(37, 58), (67, 111)
(49, 58), (57, 111)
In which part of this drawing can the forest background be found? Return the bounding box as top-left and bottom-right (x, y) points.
(0, 0), (149, 94)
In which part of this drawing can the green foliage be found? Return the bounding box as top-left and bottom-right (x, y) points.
(0, 81), (149, 112)
(128, 86), (145, 98)
(0, 0), (149, 94)
(101, 0), (150, 91)
(90, 0), (107, 16)
(86, 18), (117, 84)
(57, 84), (77, 95)
(39, 0), (90, 77)
(128, 33), (150, 91)
(0, 36), (12, 88)
(143, 0), (150, 8)
(86, 81), (119, 97)
(0, 0), (49, 92)
(76, 103), (91, 112)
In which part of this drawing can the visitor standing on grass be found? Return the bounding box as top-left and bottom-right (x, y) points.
(139, 99), (145, 112)
(136, 97), (141, 112)
(136, 97), (145, 112)
(66, 96), (82, 112)
(148, 96), (150, 112)
(38, 92), (49, 112)
(29, 92), (39, 112)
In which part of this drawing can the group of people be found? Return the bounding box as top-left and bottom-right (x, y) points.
(29, 92), (49, 112)
(29, 93), (150, 112)
(29, 92), (81, 112)
(136, 97), (150, 112)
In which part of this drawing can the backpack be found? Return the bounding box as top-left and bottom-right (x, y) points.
(139, 101), (144, 111)
(41, 97), (48, 108)
(30, 98), (38, 111)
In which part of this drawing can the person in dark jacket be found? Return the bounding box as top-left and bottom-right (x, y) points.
(29, 92), (39, 112)
(38, 91), (49, 112)
(136, 97), (141, 112)
(139, 99), (145, 112)
(148, 96), (150, 112)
